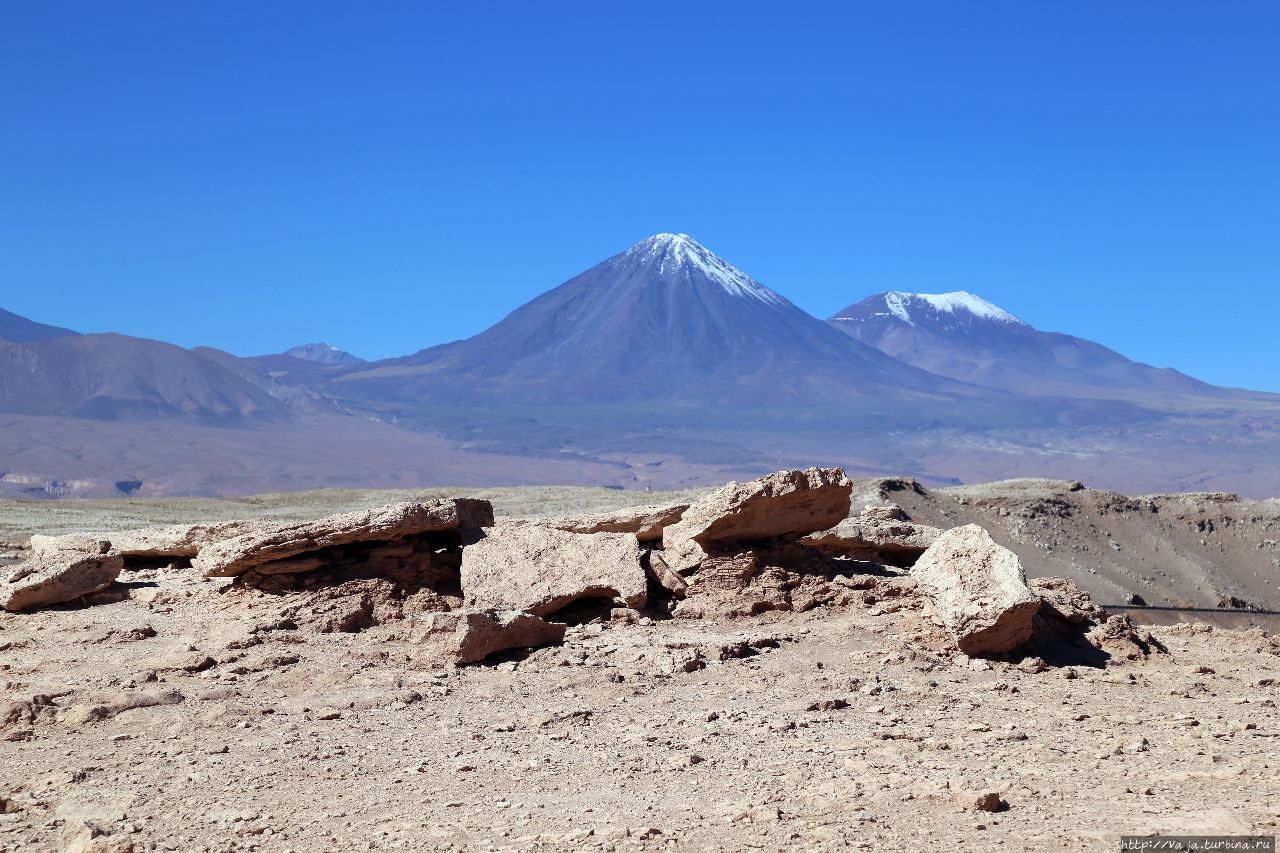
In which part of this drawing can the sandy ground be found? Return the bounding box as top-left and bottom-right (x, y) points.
(2, 478), (1278, 852)
(2, 563), (1277, 852)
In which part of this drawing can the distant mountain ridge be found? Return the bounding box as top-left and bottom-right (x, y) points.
(283, 342), (363, 364)
(0, 307), (79, 343)
(829, 290), (1225, 400)
(0, 329), (299, 423)
(3, 236), (1280, 500)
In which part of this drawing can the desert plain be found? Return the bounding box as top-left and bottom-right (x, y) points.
(1, 473), (1277, 852)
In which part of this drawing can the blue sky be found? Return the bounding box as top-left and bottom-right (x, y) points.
(2, 2), (1277, 390)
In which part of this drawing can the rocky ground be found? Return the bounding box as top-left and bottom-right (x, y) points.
(875, 478), (1280, 617)
(4, 476), (1277, 615)
(1, 474), (1278, 852)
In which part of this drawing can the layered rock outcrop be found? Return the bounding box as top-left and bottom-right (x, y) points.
(194, 499), (493, 577)
(801, 505), (942, 566)
(662, 468), (852, 571)
(1, 539), (122, 612)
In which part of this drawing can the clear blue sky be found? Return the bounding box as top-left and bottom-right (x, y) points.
(2, 2), (1277, 390)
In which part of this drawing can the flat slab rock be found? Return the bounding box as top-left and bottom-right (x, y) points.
(460, 522), (647, 617)
(663, 468), (853, 571)
(31, 520), (258, 559)
(409, 609), (567, 665)
(2, 541), (122, 612)
(194, 499), (494, 578)
(801, 506), (943, 566)
(541, 502), (689, 544)
(911, 524), (1040, 656)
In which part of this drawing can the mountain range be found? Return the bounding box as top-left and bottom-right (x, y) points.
(829, 291), (1232, 401)
(3, 233), (1278, 499)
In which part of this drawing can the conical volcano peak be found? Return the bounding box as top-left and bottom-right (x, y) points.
(623, 233), (787, 305)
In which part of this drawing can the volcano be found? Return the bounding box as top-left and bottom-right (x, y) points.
(330, 234), (975, 406)
(829, 291), (1231, 401)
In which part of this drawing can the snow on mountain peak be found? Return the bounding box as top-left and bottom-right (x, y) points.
(878, 291), (1026, 327)
(625, 234), (788, 306)
(284, 342), (363, 364)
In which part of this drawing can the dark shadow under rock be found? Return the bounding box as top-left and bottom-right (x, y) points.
(226, 531), (465, 633)
(1012, 577), (1169, 668)
(545, 595), (619, 626)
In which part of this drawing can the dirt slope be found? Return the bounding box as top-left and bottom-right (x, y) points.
(852, 477), (1280, 616)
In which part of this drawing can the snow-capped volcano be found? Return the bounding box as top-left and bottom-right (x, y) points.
(833, 291), (1028, 330)
(331, 234), (973, 405)
(830, 290), (1219, 400)
(623, 233), (787, 306)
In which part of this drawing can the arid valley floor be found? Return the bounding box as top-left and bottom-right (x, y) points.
(2, 476), (1277, 852)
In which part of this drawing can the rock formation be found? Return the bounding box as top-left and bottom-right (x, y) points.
(1, 538), (122, 612)
(460, 522), (647, 618)
(0, 468), (1175, 670)
(801, 505), (942, 566)
(409, 609), (567, 665)
(1028, 576), (1167, 663)
(30, 521), (254, 562)
(194, 499), (493, 577)
(662, 468), (853, 571)
(911, 524), (1041, 655)
(544, 503), (688, 543)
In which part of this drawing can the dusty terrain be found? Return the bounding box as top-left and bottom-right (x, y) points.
(1, 476), (1278, 852)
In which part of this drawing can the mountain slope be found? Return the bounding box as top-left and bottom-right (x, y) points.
(0, 307), (79, 343)
(0, 334), (296, 422)
(330, 234), (983, 406)
(829, 291), (1232, 401)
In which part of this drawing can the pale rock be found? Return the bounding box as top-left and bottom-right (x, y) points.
(194, 499), (493, 577)
(643, 550), (689, 597)
(911, 525), (1039, 655)
(460, 522), (647, 616)
(410, 610), (567, 665)
(31, 520), (256, 561)
(2, 540), (122, 612)
(801, 507), (943, 566)
(542, 503), (689, 543)
(662, 468), (853, 571)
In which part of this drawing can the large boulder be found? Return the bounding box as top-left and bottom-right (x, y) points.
(543, 503), (689, 543)
(409, 609), (567, 665)
(194, 499), (493, 577)
(460, 522), (647, 617)
(801, 506), (943, 567)
(1, 540), (123, 612)
(911, 524), (1040, 656)
(662, 468), (852, 571)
